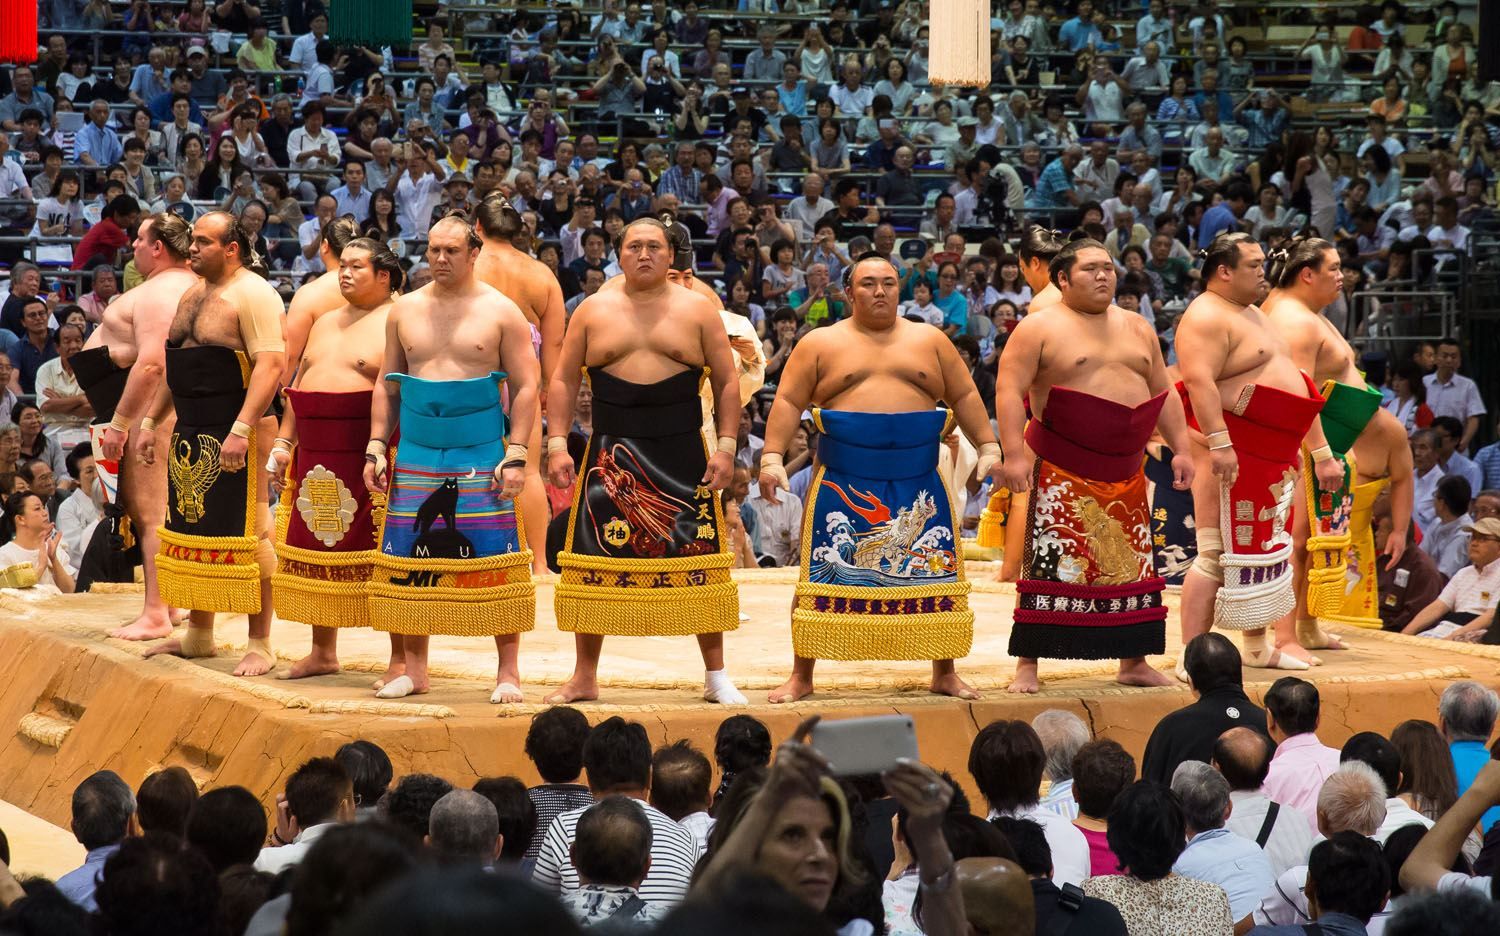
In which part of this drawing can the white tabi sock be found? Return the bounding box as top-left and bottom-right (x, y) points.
(704, 669), (747, 705)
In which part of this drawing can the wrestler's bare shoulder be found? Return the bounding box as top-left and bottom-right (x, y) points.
(287, 270), (342, 317)
(224, 268), (286, 310)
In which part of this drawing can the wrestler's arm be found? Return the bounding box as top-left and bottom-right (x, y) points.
(226, 281), (287, 473)
(1144, 319), (1194, 489)
(497, 302), (540, 454)
(936, 330), (997, 451)
(364, 301), (407, 494)
(544, 301), (590, 487)
(280, 282), (320, 386)
(1174, 309), (1241, 484)
(701, 301), (740, 491)
(994, 316), (1042, 492)
(758, 333), (819, 504)
(536, 275), (567, 391)
(104, 297), (169, 456)
(135, 373), (178, 467)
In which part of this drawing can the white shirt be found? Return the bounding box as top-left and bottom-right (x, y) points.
(1413, 464), (1442, 534)
(1437, 560), (1500, 616)
(33, 358), (88, 432)
(991, 804), (1089, 887)
(1423, 371), (1485, 423)
(678, 810), (714, 852)
(395, 172), (443, 238)
(286, 126), (341, 182)
(290, 32), (321, 75)
(532, 798), (702, 906)
(1374, 797), (1434, 843)
(1225, 789), (1317, 878)
(57, 488), (101, 574)
(1084, 81), (1124, 123)
(295, 218), (326, 274)
(1256, 860), (1394, 933)
(253, 822), (338, 875)
(0, 539), (70, 588)
(746, 486), (803, 567)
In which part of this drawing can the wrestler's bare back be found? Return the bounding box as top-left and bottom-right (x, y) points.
(475, 244), (565, 330)
(795, 318), (954, 411)
(569, 285), (722, 383)
(1005, 304), (1158, 416)
(389, 281), (528, 381)
(169, 269), (267, 351)
(296, 299), (392, 392)
(1178, 291), (1309, 407)
(1263, 291), (1364, 389)
(88, 268), (198, 365)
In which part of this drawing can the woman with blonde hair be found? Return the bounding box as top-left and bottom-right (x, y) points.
(695, 719), (968, 936)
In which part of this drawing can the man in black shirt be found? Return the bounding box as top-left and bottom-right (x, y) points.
(1140, 632), (1271, 784)
(259, 94), (297, 168)
(991, 816), (1128, 935)
(85, 60), (134, 107)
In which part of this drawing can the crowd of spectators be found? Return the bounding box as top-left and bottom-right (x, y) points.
(6, 636), (1500, 934)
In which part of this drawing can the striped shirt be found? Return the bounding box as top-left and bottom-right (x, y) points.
(526, 784), (594, 861)
(532, 798), (704, 906)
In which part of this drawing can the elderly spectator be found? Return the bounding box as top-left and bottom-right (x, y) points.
(1432, 415), (1483, 494)
(1028, 144), (1083, 211)
(1262, 677), (1343, 826)
(970, 719), (1090, 886)
(1421, 474), (1473, 579)
(1255, 762), (1391, 929)
(1082, 781), (1234, 933)
(1437, 681), (1500, 834)
(533, 717), (702, 904)
(427, 789), (502, 868)
(1400, 519), (1500, 641)
(33, 321), (91, 449)
(1033, 710), (1091, 819)
(56, 770), (136, 911)
(1142, 633), (1270, 784)
(76, 99), (122, 167)
(1170, 761), (1275, 928)
(1212, 727), (1317, 877)
(13, 298), (56, 396)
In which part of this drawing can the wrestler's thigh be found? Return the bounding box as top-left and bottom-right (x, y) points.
(124, 412), (175, 526)
(1291, 465), (1311, 543)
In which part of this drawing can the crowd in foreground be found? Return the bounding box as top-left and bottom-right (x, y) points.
(4, 634), (1500, 935)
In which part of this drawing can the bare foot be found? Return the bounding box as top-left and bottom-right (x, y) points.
(170, 608), (190, 624)
(1116, 660), (1174, 688)
(931, 671), (981, 699)
(234, 650), (274, 677)
(1296, 620), (1347, 651)
(110, 614), (175, 641)
(1006, 660), (1040, 693)
(491, 681), (524, 704)
(993, 564), (1018, 584)
(282, 654), (341, 680)
(768, 673), (814, 704)
(142, 638), (189, 659)
(544, 676), (599, 704)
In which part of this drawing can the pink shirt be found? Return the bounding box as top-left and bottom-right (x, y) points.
(1078, 824), (1122, 877)
(1262, 733), (1342, 826)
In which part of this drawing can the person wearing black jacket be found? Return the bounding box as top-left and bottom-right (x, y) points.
(991, 816), (1128, 936)
(1140, 632), (1272, 784)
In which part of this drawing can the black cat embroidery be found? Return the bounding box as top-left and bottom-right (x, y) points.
(414, 478), (459, 534)
(410, 478), (473, 560)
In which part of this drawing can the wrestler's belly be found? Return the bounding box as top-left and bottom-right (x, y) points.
(1033, 366), (1153, 413)
(85, 326), (139, 366)
(294, 372), (380, 394)
(818, 377), (939, 414)
(1216, 354), (1307, 409)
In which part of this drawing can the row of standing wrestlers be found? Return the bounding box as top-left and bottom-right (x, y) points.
(67, 200), (1402, 704)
